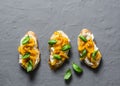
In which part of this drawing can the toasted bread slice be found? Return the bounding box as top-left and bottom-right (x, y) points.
(78, 29), (102, 68)
(48, 30), (71, 70)
(18, 31), (40, 72)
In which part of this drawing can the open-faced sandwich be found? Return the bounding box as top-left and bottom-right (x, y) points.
(18, 31), (40, 72)
(48, 30), (71, 70)
(78, 29), (102, 68)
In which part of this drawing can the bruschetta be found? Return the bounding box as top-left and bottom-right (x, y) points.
(78, 29), (102, 68)
(18, 31), (40, 72)
(48, 30), (71, 70)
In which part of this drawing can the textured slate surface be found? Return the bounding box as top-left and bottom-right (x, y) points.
(0, 0), (120, 86)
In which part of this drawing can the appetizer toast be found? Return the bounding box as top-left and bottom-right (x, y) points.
(48, 30), (71, 70)
(18, 31), (40, 72)
(78, 29), (102, 68)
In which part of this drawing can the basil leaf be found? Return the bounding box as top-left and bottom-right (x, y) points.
(72, 63), (83, 73)
(29, 60), (32, 65)
(64, 69), (72, 80)
(62, 44), (71, 51)
(27, 60), (33, 72)
(22, 36), (30, 45)
(22, 53), (30, 59)
(92, 50), (98, 59)
(53, 54), (61, 60)
(80, 49), (87, 58)
(79, 35), (87, 42)
(48, 39), (57, 45)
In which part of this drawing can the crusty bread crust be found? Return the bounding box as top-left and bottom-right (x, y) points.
(19, 31), (40, 71)
(48, 59), (63, 70)
(78, 29), (102, 69)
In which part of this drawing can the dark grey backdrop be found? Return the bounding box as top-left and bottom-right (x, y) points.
(0, 0), (120, 86)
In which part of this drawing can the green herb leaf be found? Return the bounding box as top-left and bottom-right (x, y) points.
(22, 53), (30, 59)
(53, 54), (61, 60)
(72, 63), (83, 73)
(62, 44), (71, 51)
(48, 39), (57, 45)
(64, 69), (72, 80)
(80, 49), (87, 58)
(22, 36), (30, 45)
(29, 60), (32, 65)
(92, 50), (98, 59)
(27, 60), (33, 72)
(79, 35), (87, 42)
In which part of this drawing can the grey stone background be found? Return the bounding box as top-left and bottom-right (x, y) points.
(0, 0), (120, 86)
